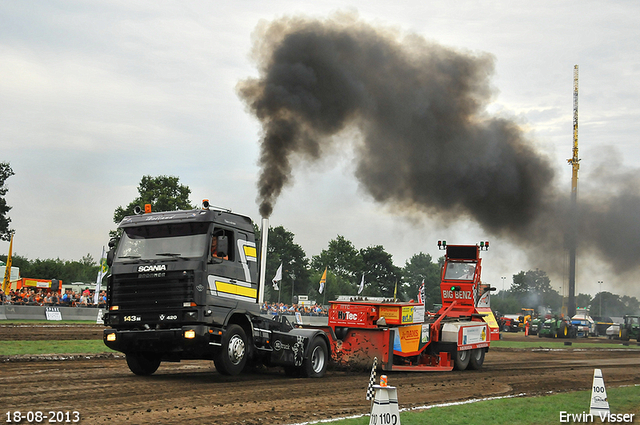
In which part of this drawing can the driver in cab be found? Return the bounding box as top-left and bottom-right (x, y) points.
(211, 234), (229, 260)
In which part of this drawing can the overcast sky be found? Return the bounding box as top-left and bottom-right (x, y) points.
(2, 1), (639, 298)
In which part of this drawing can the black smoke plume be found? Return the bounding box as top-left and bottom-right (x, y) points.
(238, 13), (640, 277)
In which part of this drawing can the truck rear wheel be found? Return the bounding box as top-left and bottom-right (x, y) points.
(453, 349), (470, 371)
(301, 338), (328, 378)
(467, 348), (485, 370)
(215, 324), (248, 376)
(126, 352), (161, 376)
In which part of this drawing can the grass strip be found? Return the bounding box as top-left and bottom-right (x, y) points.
(333, 386), (640, 425)
(491, 339), (640, 350)
(1, 320), (102, 325)
(0, 340), (115, 356)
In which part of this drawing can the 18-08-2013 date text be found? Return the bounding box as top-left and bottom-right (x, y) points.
(5, 411), (80, 423)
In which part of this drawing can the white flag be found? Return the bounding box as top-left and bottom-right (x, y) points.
(272, 262), (282, 291)
(358, 274), (365, 294)
(319, 267), (327, 294)
(94, 246), (108, 305)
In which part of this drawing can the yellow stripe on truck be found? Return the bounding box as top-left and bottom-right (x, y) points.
(216, 281), (257, 299)
(243, 245), (257, 259)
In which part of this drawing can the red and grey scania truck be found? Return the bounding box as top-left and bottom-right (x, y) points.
(103, 202), (496, 376)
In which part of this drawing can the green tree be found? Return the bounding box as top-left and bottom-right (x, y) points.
(261, 225), (309, 304)
(360, 245), (402, 299)
(1, 254), (30, 276)
(310, 235), (364, 300)
(0, 254), (100, 285)
(402, 252), (440, 307)
(620, 295), (640, 315)
(113, 175), (194, 224)
(308, 267), (354, 306)
(576, 293), (593, 310)
(0, 162), (15, 241)
(490, 294), (522, 315)
(511, 269), (562, 312)
(591, 292), (640, 317)
(310, 235), (362, 281)
(28, 258), (65, 282)
(592, 291), (626, 317)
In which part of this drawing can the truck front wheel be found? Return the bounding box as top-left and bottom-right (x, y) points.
(126, 352), (161, 376)
(468, 348), (485, 370)
(453, 349), (470, 371)
(215, 324), (248, 376)
(301, 338), (328, 378)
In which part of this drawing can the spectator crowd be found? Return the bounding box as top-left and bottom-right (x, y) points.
(0, 287), (106, 308)
(261, 302), (328, 316)
(1, 288), (328, 315)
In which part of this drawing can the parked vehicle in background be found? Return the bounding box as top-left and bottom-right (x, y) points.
(538, 316), (577, 339)
(618, 315), (640, 342)
(496, 314), (520, 333)
(592, 316), (615, 337)
(529, 316), (544, 336)
(571, 308), (595, 338)
(606, 323), (621, 339)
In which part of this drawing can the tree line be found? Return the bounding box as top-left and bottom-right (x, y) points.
(1, 254), (101, 288)
(490, 269), (640, 317)
(256, 227), (443, 307)
(2, 172), (638, 316)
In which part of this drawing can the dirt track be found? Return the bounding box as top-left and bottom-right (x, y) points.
(1, 324), (640, 424)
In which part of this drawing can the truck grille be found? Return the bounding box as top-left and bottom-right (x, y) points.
(111, 270), (194, 312)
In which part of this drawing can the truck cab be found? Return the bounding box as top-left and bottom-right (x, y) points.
(103, 204), (329, 377)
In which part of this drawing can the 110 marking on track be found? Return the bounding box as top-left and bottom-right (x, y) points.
(370, 412), (398, 425)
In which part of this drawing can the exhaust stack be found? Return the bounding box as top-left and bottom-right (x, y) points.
(258, 217), (269, 304)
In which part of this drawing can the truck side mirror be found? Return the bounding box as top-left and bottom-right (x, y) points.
(216, 236), (229, 259)
(106, 238), (117, 267)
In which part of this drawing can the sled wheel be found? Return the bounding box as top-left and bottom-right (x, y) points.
(301, 338), (328, 378)
(215, 324), (248, 376)
(453, 349), (470, 371)
(468, 348), (485, 370)
(125, 352), (161, 376)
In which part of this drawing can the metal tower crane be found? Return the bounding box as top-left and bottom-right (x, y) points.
(567, 65), (579, 317)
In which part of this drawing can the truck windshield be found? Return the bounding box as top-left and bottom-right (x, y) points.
(116, 222), (209, 261)
(444, 262), (476, 280)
